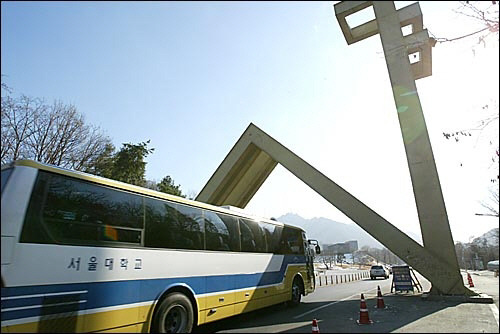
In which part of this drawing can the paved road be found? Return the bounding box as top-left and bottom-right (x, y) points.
(195, 270), (499, 333)
(466, 269), (499, 309)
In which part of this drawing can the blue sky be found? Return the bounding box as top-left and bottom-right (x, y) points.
(2, 1), (498, 243)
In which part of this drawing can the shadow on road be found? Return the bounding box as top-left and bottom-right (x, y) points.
(194, 293), (463, 333)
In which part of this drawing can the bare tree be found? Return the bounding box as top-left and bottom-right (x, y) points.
(1, 95), (38, 162)
(437, 2), (499, 209)
(1, 86), (112, 170)
(318, 246), (336, 270)
(478, 186), (500, 217)
(439, 1), (499, 152)
(431, 1), (498, 46)
(320, 255), (335, 270)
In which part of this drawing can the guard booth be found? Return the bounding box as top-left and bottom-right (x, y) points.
(391, 265), (422, 293)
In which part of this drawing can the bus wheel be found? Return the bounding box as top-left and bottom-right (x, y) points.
(153, 292), (194, 333)
(288, 276), (302, 307)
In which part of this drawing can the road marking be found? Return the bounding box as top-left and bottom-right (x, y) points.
(293, 287), (378, 319)
(489, 303), (499, 327)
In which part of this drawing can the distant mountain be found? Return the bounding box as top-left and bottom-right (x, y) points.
(472, 228), (499, 247)
(277, 213), (422, 249)
(277, 213), (382, 249)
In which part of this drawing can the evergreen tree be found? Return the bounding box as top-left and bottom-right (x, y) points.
(85, 142), (116, 178)
(110, 140), (154, 187)
(157, 175), (185, 197)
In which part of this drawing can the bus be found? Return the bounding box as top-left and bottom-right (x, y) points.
(1, 159), (320, 333)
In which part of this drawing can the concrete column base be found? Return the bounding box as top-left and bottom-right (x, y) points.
(422, 291), (493, 304)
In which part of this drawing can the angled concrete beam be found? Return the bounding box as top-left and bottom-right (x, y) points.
(196, 141), (277, 207)
(196, 123), (473, 295)
(197, 1), (468, 296)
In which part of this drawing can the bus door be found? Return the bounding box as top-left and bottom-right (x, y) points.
(302, 233), (315, 290)
(305, 238), (320, 290)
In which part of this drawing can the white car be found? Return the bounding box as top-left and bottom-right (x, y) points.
(370, 265), (389, 279)
(487, 260), (499, 272)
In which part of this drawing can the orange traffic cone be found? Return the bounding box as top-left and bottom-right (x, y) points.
(468, 273), (475, 287)
(376, 285), (385, 309)
(312, 318), (320, 333)
(357, 293), (373, 325)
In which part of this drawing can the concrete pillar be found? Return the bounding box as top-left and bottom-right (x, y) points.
(371, 1), (461, 294)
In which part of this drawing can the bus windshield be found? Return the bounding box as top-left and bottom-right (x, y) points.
(1, 168), (13, 193)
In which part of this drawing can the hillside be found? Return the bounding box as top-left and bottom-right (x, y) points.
(472, 228), (499, 247)
(277, 213), (423, 249)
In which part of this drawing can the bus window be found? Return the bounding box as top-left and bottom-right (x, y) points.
(20, 173), (53, 243)
(259, 222), (282, 253)
(176, 204), (204, 250)
(145, 197), (176, 248)
(279, 227), (304, 255)
(145, 198), (204, 250)
(204, 211), (236, 251)
(239, 219), (255, 252)
(217, 213), (240, 251)
(240, 219), (266, 253)
(21, 172), (143, 245)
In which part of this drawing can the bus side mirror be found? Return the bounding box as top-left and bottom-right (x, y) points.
(308, 239), (321, 254)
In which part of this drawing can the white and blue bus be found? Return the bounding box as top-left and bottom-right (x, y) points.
(1, 160), (320, 333)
